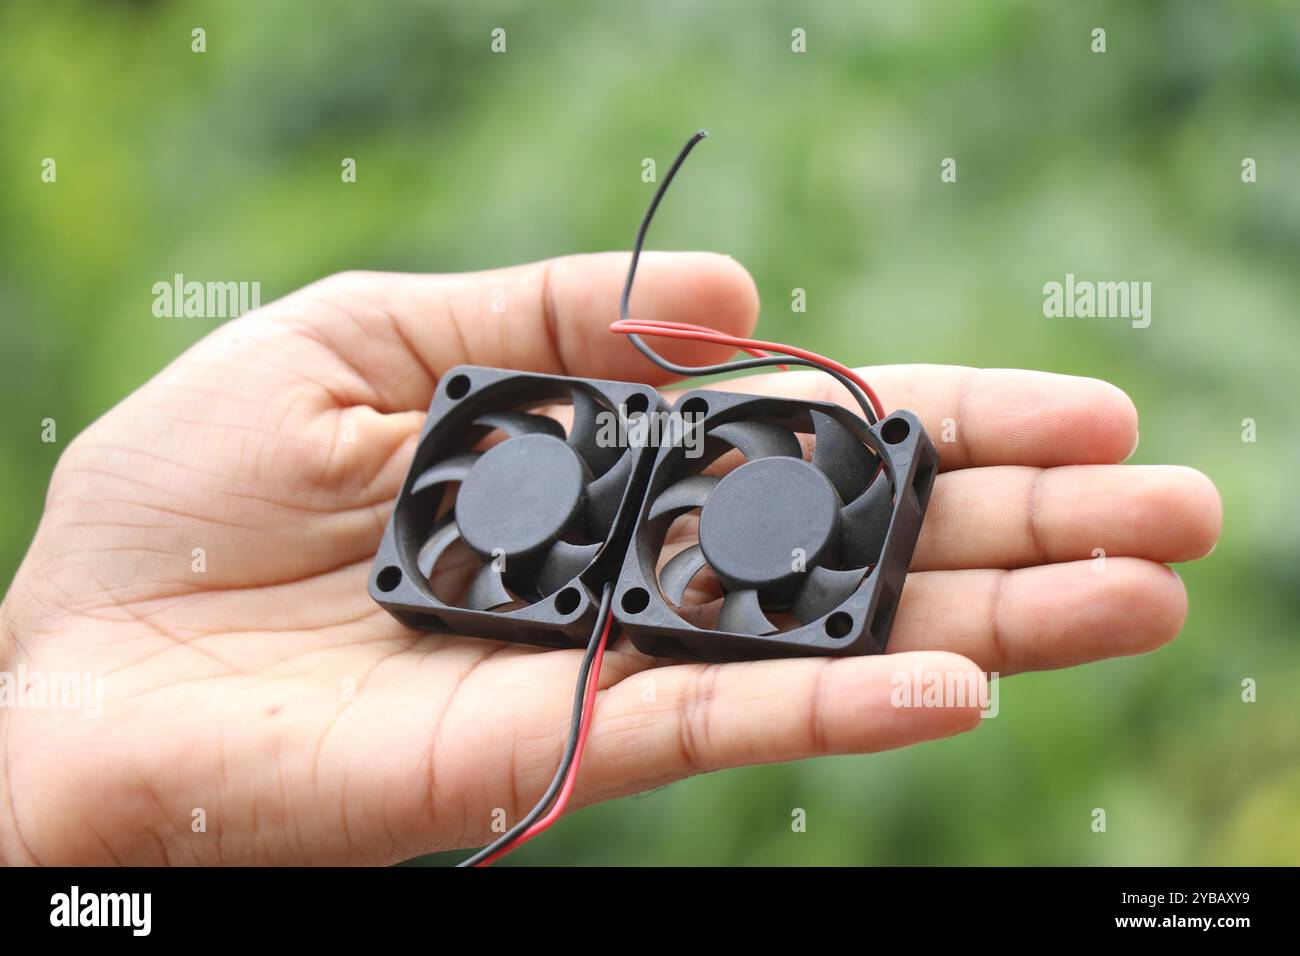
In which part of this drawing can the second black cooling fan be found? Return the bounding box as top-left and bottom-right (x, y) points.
(615, 390), (937, 662)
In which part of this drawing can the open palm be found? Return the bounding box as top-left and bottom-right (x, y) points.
(0, 252), (1220, 865)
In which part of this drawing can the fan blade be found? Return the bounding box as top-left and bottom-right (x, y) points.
(792, 566), (867, 624)
(416, 521), (462, 579)
(711, 421), (802, 461)
(567, 388), (623, 476)
(717, 588), (778, 635)
(840, 474), (893, 567)
(537, 539), (600, 595)
(473, 411), (565, 440)
(466, 562), (514, 611)
(584, 449), (632, 538)
(810, 410), (876, 503)
(648, 475), (718, 521)
(659, 544), (709, 605)
(410, 453), (480, 496)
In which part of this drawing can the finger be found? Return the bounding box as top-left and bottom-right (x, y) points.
(273, 251), (759, 411)
(574, 650), (984, 804)
(913, 464), (1222, 570)
(673, 365), (1139, 470)
(888, 557), (1188, 674)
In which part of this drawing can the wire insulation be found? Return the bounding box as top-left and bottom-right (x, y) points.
(455, 584), (614, 867)
(472, 606), (613, 866)
(611, 130), (885, 424)
(462, 131), (885, 868)
(613, 319), (884, 422)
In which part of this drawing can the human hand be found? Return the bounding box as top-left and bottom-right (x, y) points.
(0, 252), (1221, 864)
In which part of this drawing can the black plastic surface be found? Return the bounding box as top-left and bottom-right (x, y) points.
(369, 369), (936, 661)
(612, 390), (938, 662)
(368, 365), (664, 649)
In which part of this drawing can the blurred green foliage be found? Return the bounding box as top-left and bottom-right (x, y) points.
(2, 1), (1297, 865)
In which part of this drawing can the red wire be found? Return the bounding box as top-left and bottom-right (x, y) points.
(474, 608), (614, 866)
(610, 318), (885, 421)
(617, 318), (784, 364)
(476, 324), (878, 866)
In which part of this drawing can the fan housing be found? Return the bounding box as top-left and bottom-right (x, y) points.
(613, 390), (937, 662)
(369, 365), (664, 649)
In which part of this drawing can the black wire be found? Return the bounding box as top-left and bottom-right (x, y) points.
(618, 130), (879, 425)
(459, 133), (870, 867)
(456, 583), (614, 867)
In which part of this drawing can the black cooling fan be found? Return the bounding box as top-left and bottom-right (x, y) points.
(613, 390), (938, 662)
(369, 369), (936, 660)
(369, 366), (664, 649)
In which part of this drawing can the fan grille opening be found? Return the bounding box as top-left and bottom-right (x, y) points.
(402, 386), (642, 612)
(647, 410), (893, 636)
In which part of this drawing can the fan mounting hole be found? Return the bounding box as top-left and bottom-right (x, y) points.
(444, 374), (471, 400)
(623, 393), (650, 416)
(679, 396), (708, 420)
(376, 565), (403, 592)
(621, 587), (650, 615)
(555, 587), (582, 615)
(881, 418), (910, 444)
(825, 612), (854, 639)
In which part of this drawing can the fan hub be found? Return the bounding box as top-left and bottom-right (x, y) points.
(699, 457), (840, 591)
(456, 434), (584, 560)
